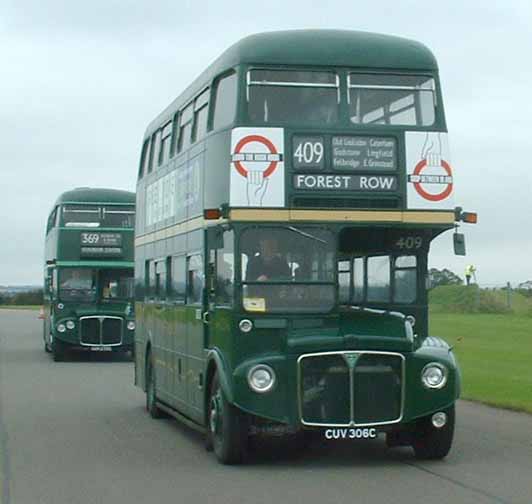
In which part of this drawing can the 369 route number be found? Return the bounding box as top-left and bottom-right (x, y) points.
(81, 233), (100, 245)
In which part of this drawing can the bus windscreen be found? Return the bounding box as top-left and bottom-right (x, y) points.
(241, 226), (335, 313)
(348, 74), (435, 126)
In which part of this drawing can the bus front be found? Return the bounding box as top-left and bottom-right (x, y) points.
(44, 196), (136, 360)
(205, 49), (474, 462)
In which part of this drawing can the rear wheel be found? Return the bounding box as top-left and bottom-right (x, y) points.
(412, 405), (455, 460)
(208, 373), (247, 464)
(145, 351), (163, 419)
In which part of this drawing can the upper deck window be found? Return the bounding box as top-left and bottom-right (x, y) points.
(63, 205), (100, 227)
(178, 103), (194, 152)
(159, 121), (173, 166)
(247, 69), (339, 125)
(101, 206), (135, 228)
(63, 205), (134, 228)
(212, 72), (237, 130)
(192, 89), (209, 143)
(348, 74), (435, 126)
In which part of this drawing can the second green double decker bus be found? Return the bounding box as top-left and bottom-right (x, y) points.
(43, 188), (136, 361)
(134, 30), (476, 464)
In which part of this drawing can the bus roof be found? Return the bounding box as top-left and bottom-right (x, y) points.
(55, 188), (135, 206)
(219, 29), (437, 70)
(145, 29), (438, 134)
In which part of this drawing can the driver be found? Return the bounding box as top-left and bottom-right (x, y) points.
(245, 236), (290, 281)
(61, 270), (91, 289)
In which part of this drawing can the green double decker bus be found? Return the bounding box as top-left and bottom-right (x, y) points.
(134, 30), (476, 464)
(43, 188), (136, 361)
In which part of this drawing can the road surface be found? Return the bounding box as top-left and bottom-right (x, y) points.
(1, 309), (531, 504)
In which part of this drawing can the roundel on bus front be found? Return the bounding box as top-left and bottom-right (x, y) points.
(409, 159), (454, 202)
(231, 134), (283, 178)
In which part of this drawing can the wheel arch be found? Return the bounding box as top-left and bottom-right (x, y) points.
(204, 349), (234, 424)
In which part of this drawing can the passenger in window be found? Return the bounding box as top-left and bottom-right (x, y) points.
(246, 237), (290, 281)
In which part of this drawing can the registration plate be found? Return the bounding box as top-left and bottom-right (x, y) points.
(90, 346), (112, 352)
(323, 428), (378, 440)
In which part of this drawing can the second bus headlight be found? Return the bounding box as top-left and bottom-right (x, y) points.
(421, 363), (448, 389)
(248, 365), (276, 393)
(66, 320), (75, 330)
(127, 321), (136, 331)
(57, 323), (66, 333)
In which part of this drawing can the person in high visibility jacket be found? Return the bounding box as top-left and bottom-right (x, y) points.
(465, 264), (476, 286)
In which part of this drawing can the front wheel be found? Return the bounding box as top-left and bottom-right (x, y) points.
(52, 339), (68, 362)
(412, 405), (455, 460)
(207, 373), (248, 464)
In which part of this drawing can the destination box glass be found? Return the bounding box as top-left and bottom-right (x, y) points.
(293, 174), (397, 191)
(332, 136), (396, 171)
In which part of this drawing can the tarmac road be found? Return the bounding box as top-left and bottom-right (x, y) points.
(1, 309), (531, 504)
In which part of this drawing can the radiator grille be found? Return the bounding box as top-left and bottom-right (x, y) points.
(102, 318), (122, 345)
(80, 316), (123, 346)
(80, 318), (100, 345)
(298, 351), (404, 427)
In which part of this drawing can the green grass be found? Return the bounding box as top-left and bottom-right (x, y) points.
(0, 305), (40, 310)
(431, 313), (532, 413)
(430, 284), (532, 316)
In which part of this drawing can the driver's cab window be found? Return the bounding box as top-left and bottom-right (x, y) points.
(60, 269), (94, 290)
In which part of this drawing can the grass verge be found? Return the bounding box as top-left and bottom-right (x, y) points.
(0, 305), (40, 310)
(431, 313), (532, 414)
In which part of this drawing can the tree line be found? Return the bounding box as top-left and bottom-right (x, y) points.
(0, 289), (44, 306)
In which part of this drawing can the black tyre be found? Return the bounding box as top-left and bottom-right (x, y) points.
(412, 405), (455, 460)
(145, 351), (163, 419)
(44, 336), (51, 353)
(207, 373), (247, 464)
(52, 339), (68, 362)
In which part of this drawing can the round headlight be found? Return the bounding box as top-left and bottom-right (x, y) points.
(66, 320), (75, 330)
(57, 323), (66, 333)
(127, 321), (136, 331)
(248, 365), (276, 393)
(239, 319), (253, 333)
(421, 363), (448, 389)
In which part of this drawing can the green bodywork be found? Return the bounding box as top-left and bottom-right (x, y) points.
(134, 30), (461, 432)
(43, 188), (136, 353)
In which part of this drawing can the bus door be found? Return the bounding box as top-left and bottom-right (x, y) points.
(185, 253), (205, 422)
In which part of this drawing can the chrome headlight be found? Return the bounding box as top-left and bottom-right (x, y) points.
(421, 363), (448, 389)
(57, 323), (66, 333)
(66, 320), (75, 330)
(127, 321), (136, 331)
(248, 365), (276, 393)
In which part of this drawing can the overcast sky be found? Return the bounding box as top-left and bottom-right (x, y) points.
(2, 0), (531, 286)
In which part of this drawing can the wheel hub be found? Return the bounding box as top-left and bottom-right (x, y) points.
(210, 391), (222, 435)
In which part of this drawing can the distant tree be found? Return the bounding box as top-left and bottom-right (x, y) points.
(429, 268), (463, 289)
(517, 280), (532, 298)
(0, 292), (6, 305)
(10, 289), (43, 305)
